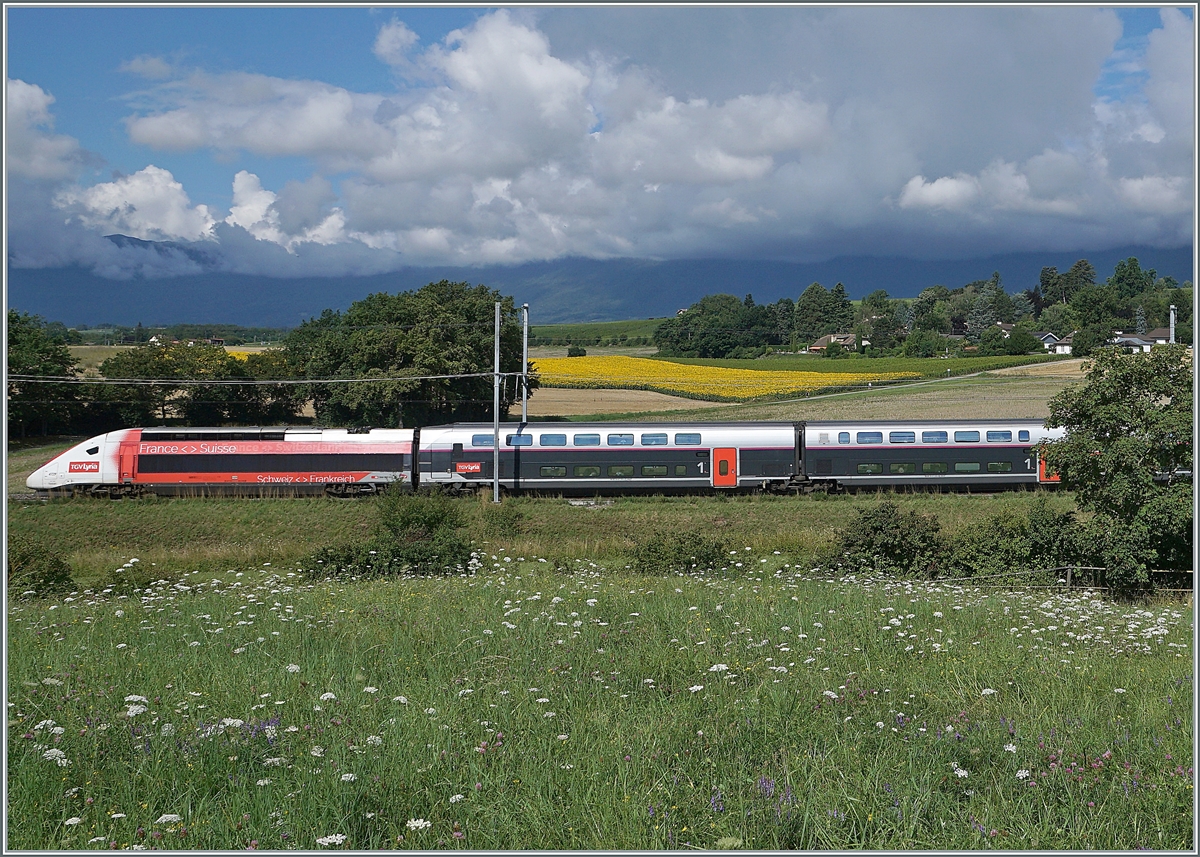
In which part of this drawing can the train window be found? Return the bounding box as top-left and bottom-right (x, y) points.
(506, 434), (533, 446)
(608, 465), (635, 477)
(857, 432), (884, 444)
(954, 431), (980, 443)
(607, 434), (634, 446)
(642, 465), (668, 476)
(838, 432), (851, 444)
(574, 434), (601, 446)
(641, 433), (668, 445)
(451, 443), (463, 461)
(540, 434), (567, 446)
(986, 430), (1012, 443)
(955, 462), (981, 472)
(857, 463), (883, 474)
(1018, 430), (1030, 443)
(674, 465), (689, 476)
(718, 460), (729, 476)
(674, 433), (702, 445)
(86, 446), (99, 455)
(890, 462), (916, 474)
(539, 466), (567, 477)
(471, 434), (494, 447)
(818, 432), (830, 444)
(921, 431), (948, 443)
(889, 432), (916, 444)
(922, 462), (948, 473)
(988, 461), (1013, 472)
(573, 465), (601, 477)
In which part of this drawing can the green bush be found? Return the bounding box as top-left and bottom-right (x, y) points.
(7, 532), (74, 596)
(944, 509), (1032, 577)
(631, 531), (728, 574)
(308, 488), (471, 577)
(479, 497), (526, 538)
(833, 501), (943, 576)
(567, 345), (587, 357)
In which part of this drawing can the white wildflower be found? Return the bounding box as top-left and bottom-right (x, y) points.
(285, 664), (301, 673)
(315, 833), (346, 846)
(406, 818), (431, 831)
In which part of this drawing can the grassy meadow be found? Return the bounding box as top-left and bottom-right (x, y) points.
(8, 554), (1193, 850)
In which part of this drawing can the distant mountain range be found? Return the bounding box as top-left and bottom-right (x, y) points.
(7, 239), (1193, 328)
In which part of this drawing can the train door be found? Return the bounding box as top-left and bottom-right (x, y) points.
(119, 442), (137, 484)
(1037, 456), (1060, 483)
(712, 447), (738, 488)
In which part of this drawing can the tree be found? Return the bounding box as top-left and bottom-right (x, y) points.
(283, 281), (533, 427)
(911, 285), (951, 333)
(7, 311), (81, 437)
(1039, 345), (1192, 589)
(827, 283), (854, 333)
(793, 282), (831, 345)
(1003, 325), (1042, 355)
(1107, 257), (1156, 302)
(654, 293), (775, 358)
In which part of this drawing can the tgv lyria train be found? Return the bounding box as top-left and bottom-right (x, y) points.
(26, 420), (1064, 497)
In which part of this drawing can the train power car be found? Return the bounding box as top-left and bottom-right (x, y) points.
(26, 426), (415, 497)
(26, 419), (1064, 497)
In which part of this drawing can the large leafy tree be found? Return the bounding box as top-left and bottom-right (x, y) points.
(7, 310), (81, 437)
(95, 342), (297, 427)
(283, 281), (532, 427)
(1039, 345), (1192, 588)
(653, 293), (783, 358)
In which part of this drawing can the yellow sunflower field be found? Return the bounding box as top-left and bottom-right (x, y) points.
(533, 355), (918, 401)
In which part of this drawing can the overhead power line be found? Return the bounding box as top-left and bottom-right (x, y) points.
(6, 372), (522, 386)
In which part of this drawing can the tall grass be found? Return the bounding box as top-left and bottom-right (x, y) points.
(8, 492), (1078, 586)
(8, 557), (1191, 849)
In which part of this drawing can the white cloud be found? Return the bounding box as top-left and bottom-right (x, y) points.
(224, 170), (346, 251)
(898, 174), (980, 210)
(8, 8), (1193, 273)
(1117, 175), (1191, 214)
(374, 20), (419, 68)
(119, 55), (175, 80)
(55, 165), (217, 241)
(6, 78), (88, 180)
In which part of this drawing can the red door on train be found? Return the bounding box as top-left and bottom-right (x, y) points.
(119, 442), (137, 483)
(712, 447), (738, 488)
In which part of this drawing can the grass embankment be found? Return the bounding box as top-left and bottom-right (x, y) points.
(8, 558), (1192, 849)
(8, 492), (1076, 587)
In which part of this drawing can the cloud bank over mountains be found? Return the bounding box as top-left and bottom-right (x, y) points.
(6, 7), (1194, 281)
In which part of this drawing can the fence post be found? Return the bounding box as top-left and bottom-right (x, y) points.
(1065, 566), (1072, 590)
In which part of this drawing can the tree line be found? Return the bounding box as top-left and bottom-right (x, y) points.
(653, 257), (1192, 359)
(7, 281), (533, 437)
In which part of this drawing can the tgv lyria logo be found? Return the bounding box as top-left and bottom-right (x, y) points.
(68, 462), (100, 472)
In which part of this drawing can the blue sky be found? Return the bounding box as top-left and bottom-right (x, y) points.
(5, 6), (1194, 279)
